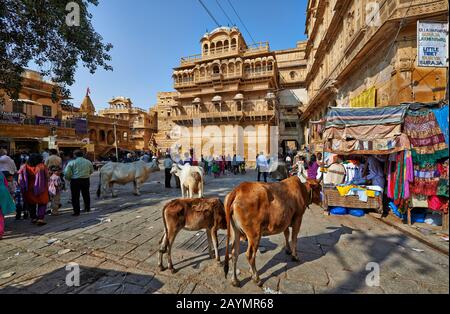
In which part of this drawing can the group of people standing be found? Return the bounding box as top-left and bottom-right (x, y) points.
(0, 148), (94, 239)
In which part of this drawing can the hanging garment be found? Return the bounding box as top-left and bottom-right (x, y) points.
(437, 159), (449, 197)
(428, 195), (449, 214)
(411, 163), (439, 196)
(404, 109), (449, 166)
(432, 105), (449, 145)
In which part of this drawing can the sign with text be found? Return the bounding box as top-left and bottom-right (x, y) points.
(417, 21), (448, 67)
(0, 111), (25, 124)
(35, 116), (61, 127)
(350, 87), (377, 108)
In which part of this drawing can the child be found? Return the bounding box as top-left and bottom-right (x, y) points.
(212, 161), (220, 178)
(48, 167), (62, 216)
(0, 172), (16, 239)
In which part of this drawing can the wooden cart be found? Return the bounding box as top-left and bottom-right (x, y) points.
(322, 186), (383, 215)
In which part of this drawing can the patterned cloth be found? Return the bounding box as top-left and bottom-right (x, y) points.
(404, 109), (449, 166)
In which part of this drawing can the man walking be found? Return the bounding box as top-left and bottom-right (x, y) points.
(256, 152), (269, 182)
(163, 154), (173, 188)
(64, 150), (94, 216)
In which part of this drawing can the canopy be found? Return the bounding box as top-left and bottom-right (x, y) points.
(322, 105), (410, 155)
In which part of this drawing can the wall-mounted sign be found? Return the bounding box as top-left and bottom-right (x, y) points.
(417, 21), (448, 67)
(0, 111), (25, 124)
(75, 118), (88, 134)
(349, 87), (377, 108)
(35, 116), (60, 127)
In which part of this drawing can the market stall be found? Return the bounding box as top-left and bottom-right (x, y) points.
(319, 105), (411, 217)
(316, 102), (449, 231)
(401, 102), (449, 230)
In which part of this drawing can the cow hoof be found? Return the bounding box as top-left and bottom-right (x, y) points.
(232, 279), (241, 287)
(285, 248), (292, 255)
(169, 268), (178, 274)
(254, 279), (263, 287)
(158, 265), (167, 271)
(291, 256), (300, 263)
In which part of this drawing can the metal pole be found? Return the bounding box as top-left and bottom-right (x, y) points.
(114, 121), (119, 161)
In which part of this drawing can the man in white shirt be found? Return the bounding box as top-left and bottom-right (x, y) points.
(0, 149), (17, 176)
(256, 152), (269, 182)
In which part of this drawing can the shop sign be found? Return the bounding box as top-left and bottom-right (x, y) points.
(349, 87), (377, 108)
(0, 111), (25, 124)
(75, 118), (88, 134)
(35, 116), (61, 127)
(417, 21), (448, 67)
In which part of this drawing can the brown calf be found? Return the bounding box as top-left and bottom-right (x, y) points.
(223, 176), (321, 287)
(158, 197), (227, 273)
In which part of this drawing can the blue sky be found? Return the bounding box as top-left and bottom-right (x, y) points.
(49, 0), (308, 111)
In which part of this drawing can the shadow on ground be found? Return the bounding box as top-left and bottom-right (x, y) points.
(0, 265), (163, 294)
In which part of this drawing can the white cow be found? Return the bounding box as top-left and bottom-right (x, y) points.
(97, 160), (160, 198)
(170, 164), (204, 198)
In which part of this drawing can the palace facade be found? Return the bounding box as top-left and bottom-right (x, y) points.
(155, 27), (309, 161)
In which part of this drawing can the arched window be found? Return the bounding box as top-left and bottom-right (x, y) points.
(99, 130), (106, 142)
(236, 101), (242, 111)
(229, 63), (235, 73)
(107, 130), (115, 145)
(213, 65), (220, 74)
(216, 41), (223, 53)
(231, 38), (237, 50)
(89, 129), (97, 142)
(210, 42), (216, 54)
(203, 43), (209, 55)
(268, 62), (273, 71)
(224, 40), (229, 51)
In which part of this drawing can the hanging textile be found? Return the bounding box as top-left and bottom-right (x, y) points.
(387, 150), (413, 213)
(404, 109), (449, 166)
(432, 105), (449, 145)
(428, 195), (449, 214)
(411, 163), (439, 196)
(437, 159), (449, 198)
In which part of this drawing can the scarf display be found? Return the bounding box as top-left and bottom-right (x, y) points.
(387, 150), (413, 213)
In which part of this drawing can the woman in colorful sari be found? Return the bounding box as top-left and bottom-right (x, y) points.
(0, 172), (16, 239)
(18, 153), (49, 226)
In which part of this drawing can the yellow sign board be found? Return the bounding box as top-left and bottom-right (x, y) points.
(350, 87), (377, 108)
(85, 144), (95, 153)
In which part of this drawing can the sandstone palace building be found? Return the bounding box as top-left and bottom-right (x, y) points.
(155, 27), (307, 161)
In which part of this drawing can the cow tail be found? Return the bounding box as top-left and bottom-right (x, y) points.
(223, 189), (237, 278)
(96, 172), (102, 198)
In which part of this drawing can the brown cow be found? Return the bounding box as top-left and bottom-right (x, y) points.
(223, 176), (321, 287)
(158, 197), (227, 273)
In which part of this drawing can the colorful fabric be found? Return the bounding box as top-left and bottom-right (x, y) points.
(411, 162), (439, 196)
(18, 164), (49, 205)
(437, 159), (449, 197)
(0, 172), (16, 216)
(405, 109), (448, 166)
(325, 105), (409, 129)
(428, 195), (448, 213)
(387, 150), (413, 212)
(432, 105), (449, 145)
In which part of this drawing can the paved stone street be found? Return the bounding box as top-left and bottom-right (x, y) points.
(0, 170), (448, 294)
